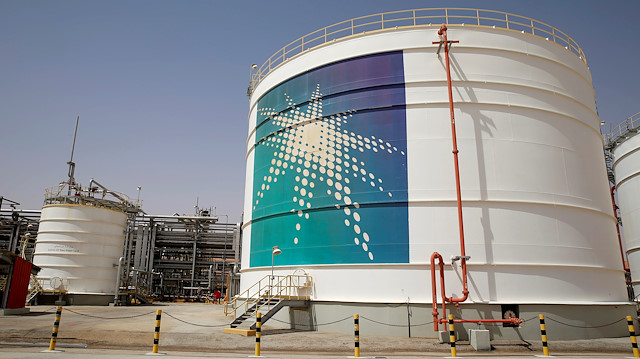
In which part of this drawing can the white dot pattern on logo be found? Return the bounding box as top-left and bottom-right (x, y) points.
(254, 84), (405, 261)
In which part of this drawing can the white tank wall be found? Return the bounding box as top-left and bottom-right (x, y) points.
(612, 132), (640, 293)
(33, 204), (126, 295)
(243, 25), (628, 305)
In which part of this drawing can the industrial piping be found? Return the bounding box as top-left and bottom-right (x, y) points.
(610, 185), (631, 272)
(429, 24), (521, 331)
(429, 23), (468, 331)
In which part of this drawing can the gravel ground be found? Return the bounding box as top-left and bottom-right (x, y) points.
(0, 303), (633, 356)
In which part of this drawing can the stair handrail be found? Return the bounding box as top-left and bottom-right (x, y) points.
(224, 274), (312, 318)
(253, 274), (308, 315)
(26, 274), (43, 304)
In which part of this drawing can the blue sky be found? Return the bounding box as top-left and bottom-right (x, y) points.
(1, 0), (638, 223)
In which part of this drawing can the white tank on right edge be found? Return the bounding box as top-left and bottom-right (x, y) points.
(607, 112), (640, 296)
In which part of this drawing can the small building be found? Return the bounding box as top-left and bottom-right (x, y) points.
(0, 249), (40, 314)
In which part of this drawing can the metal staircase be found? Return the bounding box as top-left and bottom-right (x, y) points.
(224, 274), (312, 335)
(25, 275), (43, 304)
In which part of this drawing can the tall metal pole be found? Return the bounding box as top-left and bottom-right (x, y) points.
(67, 116), (79, 193)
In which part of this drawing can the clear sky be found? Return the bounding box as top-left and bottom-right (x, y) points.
(1, 0), (638, 223)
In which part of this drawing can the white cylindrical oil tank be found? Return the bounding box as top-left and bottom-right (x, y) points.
(33, 204), (126, 295)
(242, 9), (631, 339)
(609, 112), (640, 294)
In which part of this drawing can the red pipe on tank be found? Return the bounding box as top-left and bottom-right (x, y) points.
(440, 24), (469, 303)
(440, 318), (523, 325)
(430, 252), (446, 331)
(610, 185), (631, 272)
(429, 23), (471, 332)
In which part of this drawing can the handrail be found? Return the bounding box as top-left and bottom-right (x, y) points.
(604, 112), (640, 148)
(249, 8), (587, 92)
(224, 274), (311, 319)
(43, 182), (139, 213)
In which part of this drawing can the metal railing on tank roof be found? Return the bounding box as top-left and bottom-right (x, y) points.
(249, 8), (587, 92)
(43, 182), (139, 213)
(605, 112), (640, 149)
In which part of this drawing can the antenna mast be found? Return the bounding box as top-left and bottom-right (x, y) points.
(67, 116), (79, 186)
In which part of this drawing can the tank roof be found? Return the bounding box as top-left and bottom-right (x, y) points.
(249, 8), (587, 93)
(604, 112), (640, 150)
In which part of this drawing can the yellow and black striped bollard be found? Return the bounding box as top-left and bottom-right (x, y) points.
(152, 309), (162, 354)
(48, 306), (63, 351)
(628, 315), (639, 358)
(448, 314), (456, 358)
(354, 314), (360, 358)
(255, 312), (262, 357)
(539, 314), (549, 356)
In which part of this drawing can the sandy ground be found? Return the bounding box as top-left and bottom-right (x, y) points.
(0, 303), (633, 356)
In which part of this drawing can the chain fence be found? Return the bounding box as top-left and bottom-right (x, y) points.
(41, 307), (635, 332)
(268, 315), (352, 328)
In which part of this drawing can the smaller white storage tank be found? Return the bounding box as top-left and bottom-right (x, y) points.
(33, 183), (133, 304)
(608, 112), (640, 294)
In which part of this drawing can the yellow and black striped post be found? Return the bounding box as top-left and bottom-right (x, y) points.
(152, 309), (162, 354)
(539, 314), (549, 356)
(354, 314), (360, 358)
(48, 306), (63, 351)
(628, 315), (639, 358)
(448, 314), (456, 358)
(255, 312), (262, 357)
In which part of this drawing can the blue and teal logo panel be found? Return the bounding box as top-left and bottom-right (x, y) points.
(251, 51), (408, 266)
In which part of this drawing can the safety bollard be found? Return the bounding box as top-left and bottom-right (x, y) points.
(354, 314), (360, 358)
(255, 312), (262, 357)
(628, 315), (639, 358)
(152, 309), (162, 354)
(47, 306), (63, 352)
(448, 314), (456, 358)
(539, 314), (549, 356)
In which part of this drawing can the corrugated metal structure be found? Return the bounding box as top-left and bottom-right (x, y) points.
(242, 8), (632, 339)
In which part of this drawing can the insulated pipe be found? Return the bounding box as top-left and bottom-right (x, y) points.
(113, 257), (124, 305)
(438, 23), (469, 303)
(611, 185), (631, 271)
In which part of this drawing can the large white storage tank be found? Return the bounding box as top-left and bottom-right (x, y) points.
(242, 9), (632, 339)
(608, 112), (640, 295)
(33, 183), (132, 305)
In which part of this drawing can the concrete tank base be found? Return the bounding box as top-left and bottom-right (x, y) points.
(270, 301), (635, 341)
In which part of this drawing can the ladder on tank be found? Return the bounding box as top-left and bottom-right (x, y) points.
(224, 274), (312, 335)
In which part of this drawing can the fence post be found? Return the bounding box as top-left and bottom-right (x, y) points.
(628, 315), (639, 358)
(151, 309), (162, 354)
(255, 312), (262, 357)
(539, 314), (549, 356)
(448, 314), (456, 357)
(354, 314), (360, 357)
(47, 306), (63, 352)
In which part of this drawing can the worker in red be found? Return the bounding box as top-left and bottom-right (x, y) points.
(213, 289), (221, 304)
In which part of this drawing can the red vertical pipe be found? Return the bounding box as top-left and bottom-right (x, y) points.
(611, 185), (631, 271)
(439, 24), (469, 303)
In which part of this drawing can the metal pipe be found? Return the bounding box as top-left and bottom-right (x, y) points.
(191, 227), (198, 297)
(114, 257), (124, 304)
(208, 265), (213, 290)
(611, 185), (631, 271)
(440, 318), (523, 325)
(140, 214), (219, 221)
(0, 209), (41, 214)
(438, 23), (469, 304)
(430, 252), (446, 331)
